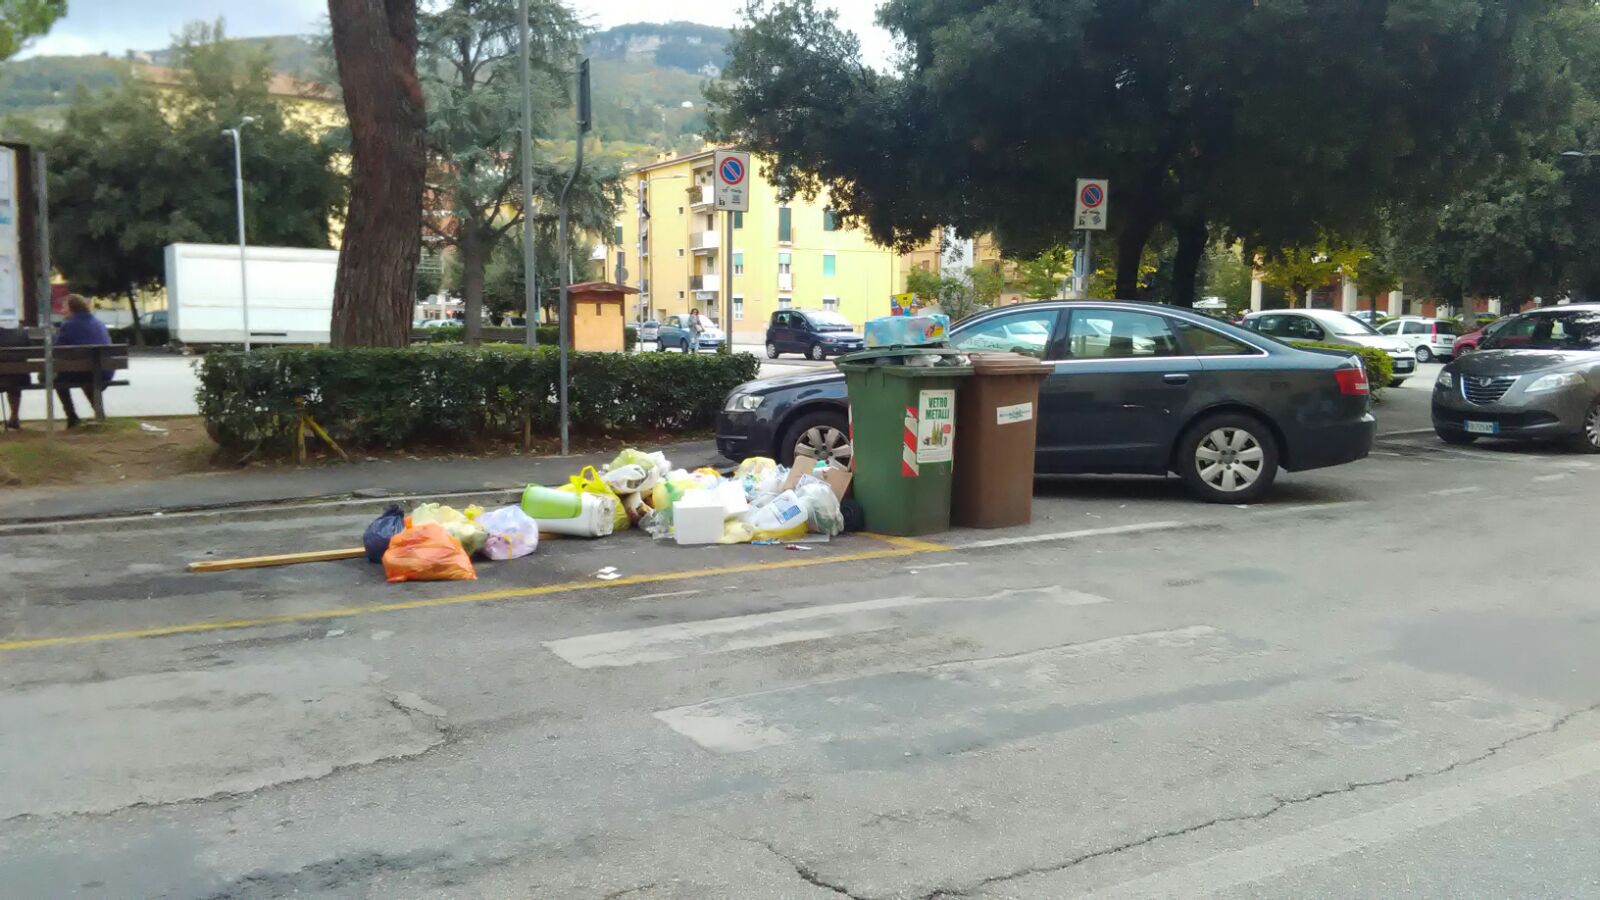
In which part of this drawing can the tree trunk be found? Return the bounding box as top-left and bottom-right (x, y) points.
(1171, 213), (1208, 308)
(125, 285), (144, 347)
(327, 0), (427, 348)
(460, 223), (486, 346)
(1114, 213), (1157, 300)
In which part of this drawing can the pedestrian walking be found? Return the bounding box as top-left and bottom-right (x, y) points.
(688, 307), (705, 354)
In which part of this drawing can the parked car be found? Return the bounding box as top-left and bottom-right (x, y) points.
(1350, 309), (1387, 326)
(1377, 316), (1458, 363)
(656, 313), (725, 351)
(1432, 304), (1600, 452)
(1452, 317), (1509, 355)
(1241, 308), (1417, 386)
(718, 301), (1377, 503)
(765, 309), (865, 359)
(634, 319), (660, 344)
(144, 310), (169, 329)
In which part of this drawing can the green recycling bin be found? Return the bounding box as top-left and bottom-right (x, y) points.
(837, 348), (973, 536)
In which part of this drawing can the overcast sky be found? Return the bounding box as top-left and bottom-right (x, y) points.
(22, 0), (894, 62)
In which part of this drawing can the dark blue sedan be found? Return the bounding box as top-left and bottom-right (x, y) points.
(717, 301), (1377, 503)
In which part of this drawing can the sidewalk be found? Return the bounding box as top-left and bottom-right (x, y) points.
(0, 440), (721, 525)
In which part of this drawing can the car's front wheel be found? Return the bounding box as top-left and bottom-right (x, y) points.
(809, 343), (827, 361)
(1415, 346), (1433, 363)
(1564, 400), (1600, 454)
(766, 342), (779, 359)
(1390, 377), (1408, 388)
(1177, 414), (1279, 504)
(780, 409), (852, 468)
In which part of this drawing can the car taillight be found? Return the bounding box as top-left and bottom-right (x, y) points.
(1335, 365), (1370, 395)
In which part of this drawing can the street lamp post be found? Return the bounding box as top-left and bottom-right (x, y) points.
(222, 116), (256, 351)
(519, 0), (537, 347)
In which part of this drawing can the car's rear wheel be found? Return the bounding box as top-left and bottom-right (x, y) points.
(1177, 414), (1279, 504)
(1564, 400), (1600, 454)
(766, 342), (779, 359)
(780, 410), (852, 468)
(1435, 427), (1479, 445)
(809, 343), (827, 361)
(1415, 345), (1433, 363)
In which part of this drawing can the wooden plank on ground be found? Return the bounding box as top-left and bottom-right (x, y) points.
(188, 547), (366, 573)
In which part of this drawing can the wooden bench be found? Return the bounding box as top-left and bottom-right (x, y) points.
(0, 344), (130, 422)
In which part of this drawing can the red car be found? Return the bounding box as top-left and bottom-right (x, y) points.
(1453, 318), (1508, 355)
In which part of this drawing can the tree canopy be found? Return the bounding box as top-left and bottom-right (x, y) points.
(710, 0), (1586, 305)
(38, 23), (345, 302)
(0, 0), (65, 60)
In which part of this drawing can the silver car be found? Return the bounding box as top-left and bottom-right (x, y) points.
(1432, 305), (1600, 452)
(1242, 308), (1418, 386)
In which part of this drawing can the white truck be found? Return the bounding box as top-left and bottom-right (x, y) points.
(164, 243), (339, 345)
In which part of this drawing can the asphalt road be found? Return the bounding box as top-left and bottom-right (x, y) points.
(4, 419), (1600, 898)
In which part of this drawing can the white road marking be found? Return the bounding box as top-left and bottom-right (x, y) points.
(1533, 473), (1570, 483)
(544, 587), (1111, 669)
(959, 521), (1185, 550)
(655, 626), (1221, 754)
(1094, 734), (1600, 898)
(1245, 501), (1366, 517)
(1428, 486), (1482, 497)
(907, 562), (970, 572)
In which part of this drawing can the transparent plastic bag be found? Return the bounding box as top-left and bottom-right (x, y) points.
(477, 505), (539, 560)
(411, 503), (488, 556)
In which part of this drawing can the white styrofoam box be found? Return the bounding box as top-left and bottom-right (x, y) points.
(673, 490), (727, 546)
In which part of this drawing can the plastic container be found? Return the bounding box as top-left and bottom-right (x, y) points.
(521, 485), (615, 537)
(952, 352), (1053, 528)
(837, 348), (972, 536)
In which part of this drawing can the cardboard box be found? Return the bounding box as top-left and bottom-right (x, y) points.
(783, 453), (853, 500)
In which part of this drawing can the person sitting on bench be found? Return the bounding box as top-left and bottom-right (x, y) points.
(0, 322), (28, 430)
(54, 294), (111, 428)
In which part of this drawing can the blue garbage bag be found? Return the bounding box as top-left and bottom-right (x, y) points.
(363, 503), (407, 564)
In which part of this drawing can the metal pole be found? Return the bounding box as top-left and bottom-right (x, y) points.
(519, 0), (538, 348)
(1083, 230), (1092, 298)
(723, 208), (734, 352)
(227, 126), (252, 352)
(557, 76), (588, 456)
(33, 150), (53, 433)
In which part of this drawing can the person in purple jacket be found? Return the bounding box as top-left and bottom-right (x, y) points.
(54, 294), (111, 427)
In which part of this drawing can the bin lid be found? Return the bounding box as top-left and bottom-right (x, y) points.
(837, 347), (973, 379)
(968, 352), (1054, 375)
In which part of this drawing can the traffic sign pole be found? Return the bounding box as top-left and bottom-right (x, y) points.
(724, 209), (734, 352)
(713, 149), (750, 352)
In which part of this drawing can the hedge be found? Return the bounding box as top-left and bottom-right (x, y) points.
(1292, 341), (1395, 392)
(416, 324), (638, 351)
(196, 345), (760, 452)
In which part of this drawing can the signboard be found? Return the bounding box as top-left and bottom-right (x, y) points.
(996, 402), (1034, 425)
(0, 147), (19, 326)
(1075, 178), (1108, 231)
(714, 150), (751, 212)
(917, 389), (956, 463)
(891, 293), (922, 316)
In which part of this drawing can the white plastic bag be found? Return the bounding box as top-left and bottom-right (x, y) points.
(602, 464), (651, 496)
(794, 481), (845, 536)
(478, 505), (540, 560)
(744, 490), (808, 541)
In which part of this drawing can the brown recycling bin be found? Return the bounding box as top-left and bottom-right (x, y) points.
(952, 352), (1053, 528)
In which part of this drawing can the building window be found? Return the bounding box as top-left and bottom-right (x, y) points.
(822, 253), (836, 277)
(678, 291), (686, 299)
(733, 252), (744, 275)
(733, 295), (745, 320)
(677, 206), (684, 215)
(778, 296), (793, 310)
(613, 225), (623, 245)
(778, 252), (792, 275)
(778, 207), (792, 242)
(823, 209), (839, 232)
(677, 248), (685, 257)
(823, 296), (839, 311)
(733, 211), (744, 230)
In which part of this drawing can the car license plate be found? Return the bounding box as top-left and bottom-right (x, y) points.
(1394, 360), (1413, 371)
(1466, 420), (1498, 435)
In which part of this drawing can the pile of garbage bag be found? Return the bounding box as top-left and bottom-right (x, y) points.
(363, 500), (539, 583)
(361, 446), (856, 585)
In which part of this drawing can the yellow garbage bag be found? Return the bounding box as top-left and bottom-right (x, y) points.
(557, 465), (632, 532)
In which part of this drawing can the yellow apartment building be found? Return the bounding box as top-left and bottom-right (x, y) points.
(610, 149), (907, 341)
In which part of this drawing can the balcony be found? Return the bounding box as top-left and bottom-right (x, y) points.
(689, 184), (715, 208)
(690, 230), (720, 254)
(777, 272), (794, 291)
(690, 275), (720, 293)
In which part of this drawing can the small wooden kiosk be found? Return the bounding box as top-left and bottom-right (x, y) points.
(566, 281), (637, 352)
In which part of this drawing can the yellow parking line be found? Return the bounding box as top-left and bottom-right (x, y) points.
(0, 534), (950, 654)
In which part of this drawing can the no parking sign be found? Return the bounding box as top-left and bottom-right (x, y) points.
(714, 150), (750, 212)
(1075, 178), (1108, 230)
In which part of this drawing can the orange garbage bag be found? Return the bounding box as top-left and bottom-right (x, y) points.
(382, 523), (478, 583)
